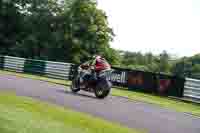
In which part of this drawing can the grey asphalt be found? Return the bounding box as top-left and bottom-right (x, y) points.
(0, 73), (200, 133)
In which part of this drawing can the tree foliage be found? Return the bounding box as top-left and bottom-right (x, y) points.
(172, 54), (200, 79)
(0, 0), (115, 64)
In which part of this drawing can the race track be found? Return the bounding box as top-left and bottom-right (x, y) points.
(0, 73), (200, 133)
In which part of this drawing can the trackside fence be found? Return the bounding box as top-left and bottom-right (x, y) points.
(0, 55), (199, 103)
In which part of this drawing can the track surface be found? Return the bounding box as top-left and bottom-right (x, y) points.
(0, 73), (200, 133)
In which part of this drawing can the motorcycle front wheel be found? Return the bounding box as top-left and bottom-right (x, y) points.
(70, 78), (80, 93)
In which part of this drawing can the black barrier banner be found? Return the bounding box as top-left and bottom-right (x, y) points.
(157, 74), (172, 95)
(127, 71), (157, 93)
(127, 70), (185, 97)
(157, 74), (185, 97)
(0, 56), (4, 69)
(158, 79), (171, 94)
(106, 69), (127, 86)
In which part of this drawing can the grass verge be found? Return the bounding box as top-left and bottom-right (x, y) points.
(111, 89), (200, 116)
(0, 93), (140, 133)
(0, 70), (200, 117)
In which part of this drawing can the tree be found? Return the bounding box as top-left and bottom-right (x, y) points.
(158, 51), (171, 73)
(0, 0), (63, 59)
(1, 0), (115, 64)
(0, 0), (25, 54)
(145, 52), (154, 64)
(172, 55), (200, 78)
(103, 48), (121, 66)
(65, 0), (114, 63)
(12, 0), (64, 59)
(171, 59), (185, 77)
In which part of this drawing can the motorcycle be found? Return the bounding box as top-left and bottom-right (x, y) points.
(70, 64), (112, 99)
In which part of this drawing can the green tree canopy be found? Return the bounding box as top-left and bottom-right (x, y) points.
(0, 0), (115, 64)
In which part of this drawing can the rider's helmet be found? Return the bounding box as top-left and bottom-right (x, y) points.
(93, 55), (103, 63)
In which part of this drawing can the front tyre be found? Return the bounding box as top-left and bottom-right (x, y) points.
(70, 79), (80, 93)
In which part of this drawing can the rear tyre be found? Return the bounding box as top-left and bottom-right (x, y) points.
(94, 87), (110, 99)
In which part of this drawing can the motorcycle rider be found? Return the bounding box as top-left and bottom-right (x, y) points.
(79, 55), (111, 87)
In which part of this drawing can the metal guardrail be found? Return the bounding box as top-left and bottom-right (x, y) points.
(184, 78), (200, 102)
(45, 61), (72, 80)
(4, 56), (25, 72)
(1, 56), (73, 80)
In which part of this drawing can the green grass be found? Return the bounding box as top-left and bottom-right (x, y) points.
(0, 70), (200, 117)
(111, 89), (200, 116)
(0, 93), (140, 133)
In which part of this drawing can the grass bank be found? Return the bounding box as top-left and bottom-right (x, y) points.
(0, 93), (140, 133)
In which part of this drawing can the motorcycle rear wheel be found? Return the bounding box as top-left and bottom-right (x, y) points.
(94, 87), (110, 99)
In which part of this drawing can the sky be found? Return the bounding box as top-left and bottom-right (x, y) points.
(97, 0), (200, 57)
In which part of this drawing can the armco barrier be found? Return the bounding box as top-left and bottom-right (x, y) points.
(4, 56), (25, 72)
(45, 61), (73, 80)
(0, 56), (73, 80)
(184, 78), (200, 102)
